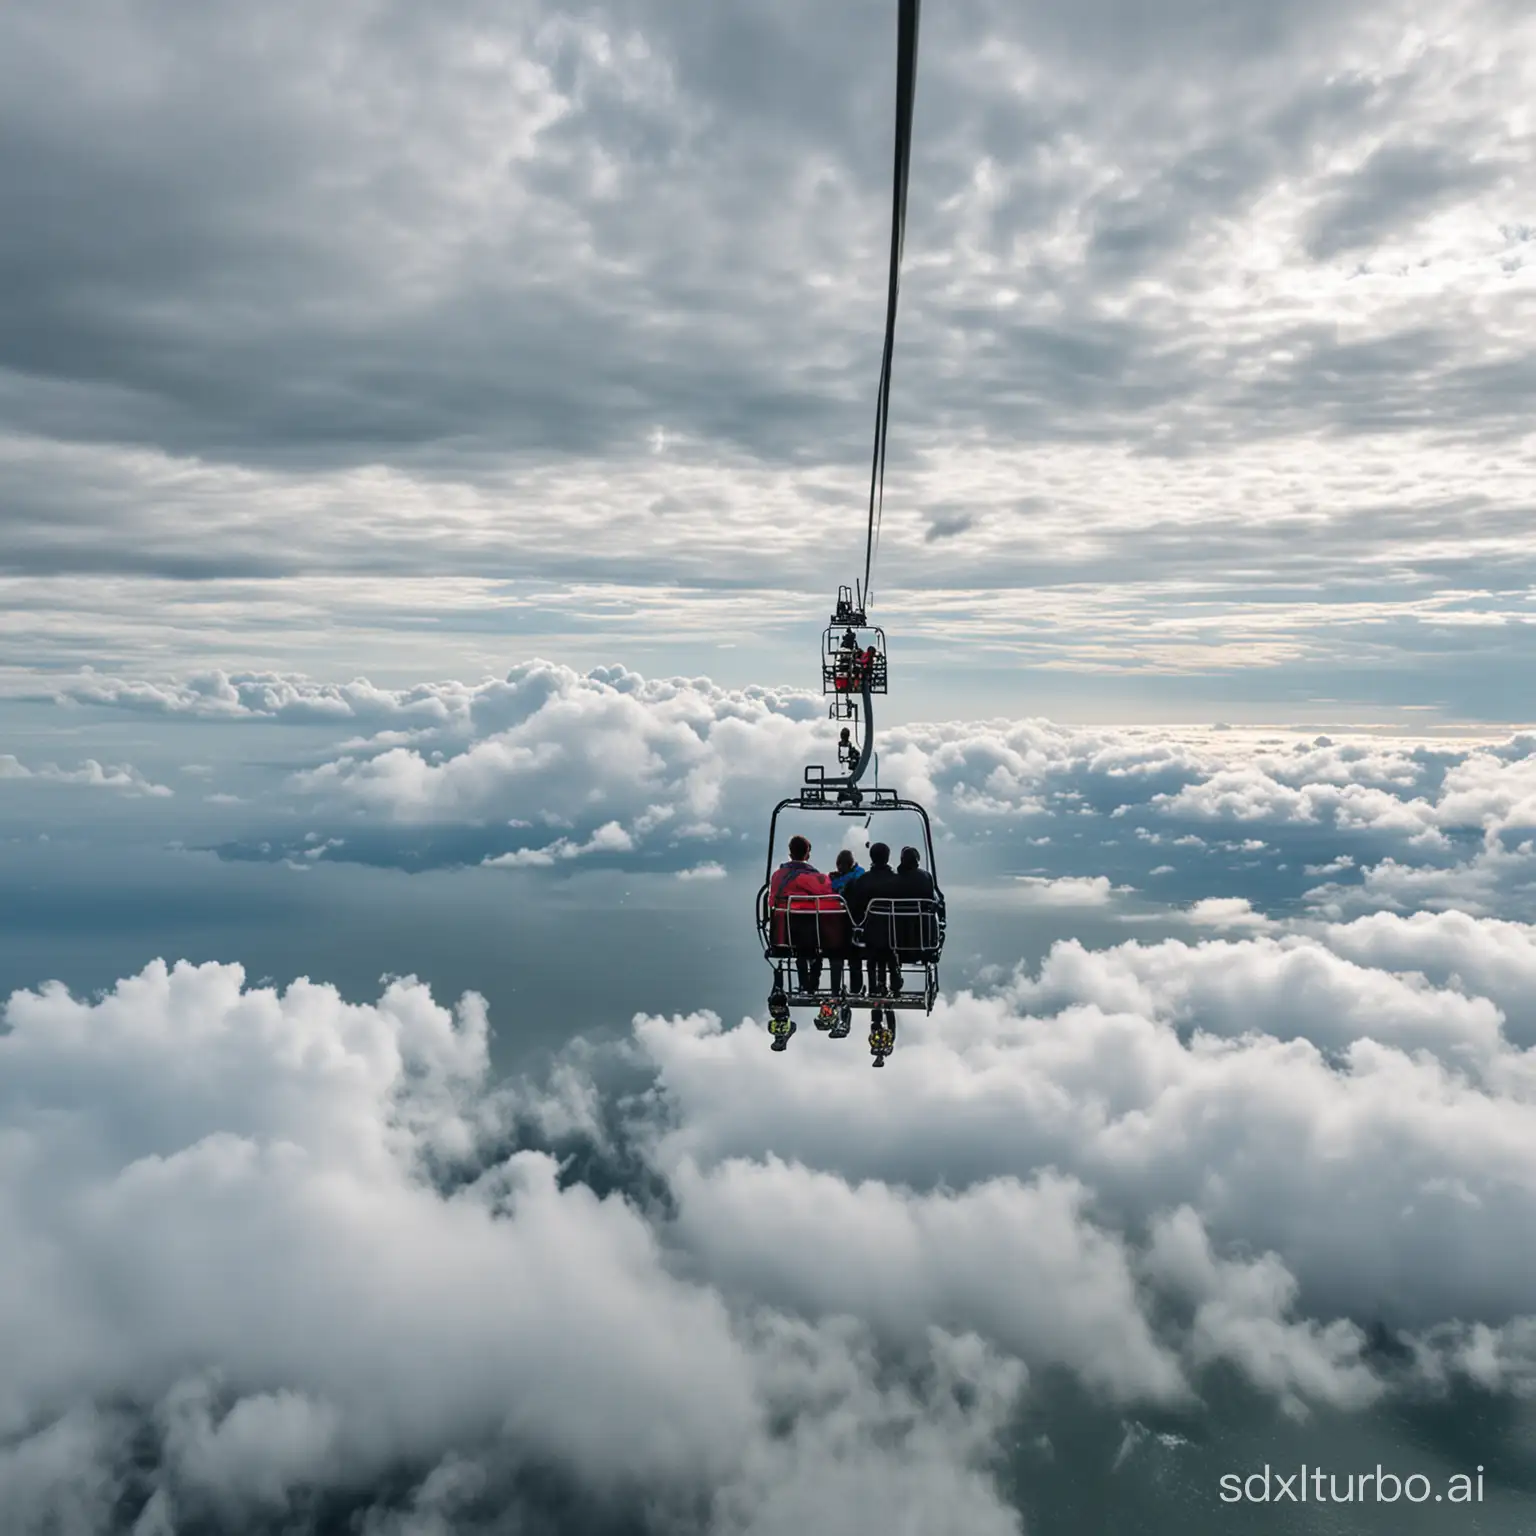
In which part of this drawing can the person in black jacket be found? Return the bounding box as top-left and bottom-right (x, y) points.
(844, 841), (901, 996)
(890, 845), (943, 956)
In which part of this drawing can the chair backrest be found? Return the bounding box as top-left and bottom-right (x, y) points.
(859, 896), (943, 952)
(783, 893), (852, 954)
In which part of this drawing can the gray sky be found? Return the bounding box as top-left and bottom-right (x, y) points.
(3, 0), (1535, 720)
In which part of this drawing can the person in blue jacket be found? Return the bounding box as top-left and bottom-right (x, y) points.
(830, 847), (865, 892)
(828, 848), (866, 997)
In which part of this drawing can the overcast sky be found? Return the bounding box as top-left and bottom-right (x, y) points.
(3, 0), (1535, 720)
(6, 2), (1536, 1532)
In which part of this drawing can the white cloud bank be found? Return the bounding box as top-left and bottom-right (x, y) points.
(48, 660), (1536, 919)
(0, 754), (172, 797)
(268, 664), (1536, 917)
(1009, 875), (1131, 906)
(5, 905), (1536, 1526)
(0, 960), (1027, 1533)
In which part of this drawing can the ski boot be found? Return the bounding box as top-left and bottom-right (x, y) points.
(769, 988), (795, 1051)
(829, 1004), (852, 1040)
(868, 1009), (895, 1066)
(815, 999), (839, 1031)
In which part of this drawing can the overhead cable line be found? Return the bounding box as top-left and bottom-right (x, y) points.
(861, 0), (920, 611)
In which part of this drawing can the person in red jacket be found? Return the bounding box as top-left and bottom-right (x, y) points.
(770, 834), (846, 994)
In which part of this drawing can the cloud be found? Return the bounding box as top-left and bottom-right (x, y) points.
(1305, 141), (1507, 261)
(7, 900), (1536, 1523)
(51, 668), (484, 725)
(1150, 768), (1448, 845)
(1311, 908), (1536, 1044)
(0, 958), (1030, 1530)
(1181, 896), (1273, 929)
(668, 1157), (1186, 1405)
(1305, 833), (1536, 920)
(676, 861), (728, 881)
(1010, 874), (1129, 906)
(270, 663), (822, 863)
(267, 664), (1410, 846)
(482, 819), (635, 868)
(1012, 929), (1504, 1065)
(1304, 854), (1354, 875)
(255, 667), (1531, 921)
(924, 511), (975, 543)
(54, 659), (1536, 921)
(1142, 1207), (1379, 1416)
(0, 753), (171, 796)
(635, 928), (1536, 1345)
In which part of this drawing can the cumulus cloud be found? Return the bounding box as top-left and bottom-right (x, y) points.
(676, 862), (728, 881)
(226, 662), (831, 876)
(54, 658), (1536, 924)
(483, 819), (635, 868)
(0, 753), (172, 796)
(636, 928), (1536, 1345)
(1149, 766), (1447, 846)
(1313, 908), (1536, 1045)
(246, 665), (1534, 924)
(1180, 897), (1273, 930)
(6, 900), (1536, 1524)
(50, 669), (488, 726)
(1010, 875), (1129, 905)
(0, 962), (1023, 1531)
(1012, 929), (1511, 1067)
(0, 959), (1045, 1532)
(1304, 854), (1354, 875)
(274, 665), (1520, 861)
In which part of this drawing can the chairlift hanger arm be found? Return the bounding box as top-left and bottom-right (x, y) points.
(825, 674), (875, 790)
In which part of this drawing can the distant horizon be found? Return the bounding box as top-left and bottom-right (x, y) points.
(16, 648), (1536, 734)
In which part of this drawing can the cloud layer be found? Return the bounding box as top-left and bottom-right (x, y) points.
(5, 901), (1536, 1528)
(66, 659), (1536, 922)
(0, 753), (171, 797)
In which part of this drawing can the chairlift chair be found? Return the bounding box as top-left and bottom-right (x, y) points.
(756, 791), (947, 1050)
